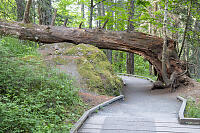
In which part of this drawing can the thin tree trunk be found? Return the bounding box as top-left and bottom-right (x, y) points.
(51, 9), (57, 26)
(81, 3), (85, 27)
(149, 63), (153, 75)
(97, 3), (101, 27)
(38, 0), (52, 25)
(178, 2), (192, 58)
(105, 0), (114, 64)
(162, 0), (170, 85)
(153, 2), (158, 35)
(32, 0), (36, 23)
(149, 18), (153, 75)
(127, 53), (134, 74)
(81, 4), (85, 19)
(126, 0), (135, 74)
(197, 49), (200, 78)
(89, 0), (94, 29)
(119, 52), (124, 73)
(23, 0), (32, 23)
(15, 0), (25, 21)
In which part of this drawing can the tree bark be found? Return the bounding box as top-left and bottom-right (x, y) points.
(89, 0), (94, 29)
(105, 0), (113, 64)
(127, 53), (134, 74)
(15, 0), (26, 21)
(51, 9), (57, 26)
(23, 0), (32, 23)
(38, 0), (52, 25)
(178, 1), (192, 58)
(162, 0), (170, 86)
(97, 2), (101, 27)
(81, 3), (85, 27)
(119, 52), (124, 73)
(126, 0), (135, 74)
(0, 19), (187, 87)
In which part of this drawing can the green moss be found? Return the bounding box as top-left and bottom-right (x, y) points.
(57, 42), (76, 49)
(65, 44), (123, 96)
(65, 44), (107, 64)
(52, 56), (70, 65)
(96, 61), (114, 74)
(19, 23), (34, 28)
(76, 57), (104, 93)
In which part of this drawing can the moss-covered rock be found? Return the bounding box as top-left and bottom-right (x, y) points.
(39, 43), (123, 96)
(64, 44), (123, 96)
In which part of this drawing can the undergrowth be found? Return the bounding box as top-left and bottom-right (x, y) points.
(0, 37), (87, 132)
(185, 99), (200, 118)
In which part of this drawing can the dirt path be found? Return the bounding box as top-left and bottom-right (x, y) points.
(78, 76), (200, 133)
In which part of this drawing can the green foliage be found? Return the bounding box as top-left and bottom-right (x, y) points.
(197, 79), (200, 83)
(112, 51), (156, 80)
(0, 37), (38, 57)
(0, 0), (17, 20)
(185, 99), (200, 118)
(0, 37), (86, 132)
(112, 51), (126, 73)
(134, 54), (149, 75)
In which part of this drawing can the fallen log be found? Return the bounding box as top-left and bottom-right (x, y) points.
(0, 19), (189, 89)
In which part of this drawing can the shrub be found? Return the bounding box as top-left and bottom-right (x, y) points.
(185, 99), (200, 118)
(0, 37), (86, 132)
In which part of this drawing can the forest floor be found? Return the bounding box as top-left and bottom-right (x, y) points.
(78, 92), (114, 107)
(151, 79), (200, 103)
(176, 79), (200, 103)
(78, 78), (200, 109)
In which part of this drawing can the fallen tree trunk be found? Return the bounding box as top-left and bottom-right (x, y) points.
(0, 19), (189, 89)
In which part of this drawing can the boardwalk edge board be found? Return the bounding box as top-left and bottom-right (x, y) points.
(70, 95), (125, 133)
(117, 73), (155, 83)
(177, 96), (200, 125)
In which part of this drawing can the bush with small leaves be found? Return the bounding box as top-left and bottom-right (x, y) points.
(0, 37), (87, 132)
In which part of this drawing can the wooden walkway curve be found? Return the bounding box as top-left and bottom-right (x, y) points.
(78, 76), (200, 133)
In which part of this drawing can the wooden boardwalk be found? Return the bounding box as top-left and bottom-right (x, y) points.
(78, 76), (200, 133)
(79, 115), (200, 133)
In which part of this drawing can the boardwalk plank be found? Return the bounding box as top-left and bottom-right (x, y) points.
(83, 122), (200, 129)
(77, 77), (200, 133)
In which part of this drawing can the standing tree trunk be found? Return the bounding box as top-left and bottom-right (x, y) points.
(162, 0), (170, 86)
(15, 0), (25, 21)
(38, 0), (52, 25)
(97, 3), (101, 27)
(105, 0), (114, 64)
(178, 1), (192, 58)
(51, 9), (57, 26)
(149, 18), (153, 75)
(119, 52), (124, 73)
(32, 0), (36, 23)
(23, 0), (32, 23)
(89, 0), (94, 29)
(81, 3), (85, 27)
(153, 2), (158, 35)
(126, 0), (135, 74)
